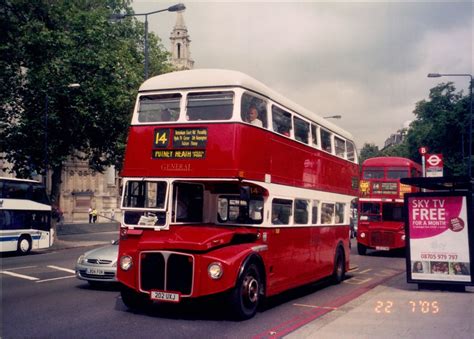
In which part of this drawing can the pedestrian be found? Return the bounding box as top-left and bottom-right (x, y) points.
(88, 207), (93, 224)
(111, 209), (115, 220)
(91, 208), (98, 223)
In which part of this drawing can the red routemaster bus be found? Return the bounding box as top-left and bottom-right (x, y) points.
(357, 157), (421, 255)
(117, 69), (359, 319)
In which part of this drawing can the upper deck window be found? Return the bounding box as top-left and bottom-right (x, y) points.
(321, 128), (332, 153)
(311, 124), (319, 148)
(363, 167), (384, 179)
(186, 91), (234, 121)
(138, 94), (181, 122)
(272, 106), (292, 137)
(241, 93), (268, 128)
(334, 136), (346, 158)
(294, 117), (309, 144)
(346, 141), (356, 162)
(387, 168), (409, 179)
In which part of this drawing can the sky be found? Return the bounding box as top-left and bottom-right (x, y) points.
(132, 0), (473, 149)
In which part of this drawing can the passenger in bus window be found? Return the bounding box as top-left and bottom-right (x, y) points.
(160, 109), (172, 121)
(272, 210), (283, 224)
(246, 106), (263, 127)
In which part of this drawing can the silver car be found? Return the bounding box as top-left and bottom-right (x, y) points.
(75, 240), (118, 285)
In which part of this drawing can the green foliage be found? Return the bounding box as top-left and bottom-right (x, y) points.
(0, 0), (173, 182)
(359, 143), (381, 164)
(405, 82), (470, 176)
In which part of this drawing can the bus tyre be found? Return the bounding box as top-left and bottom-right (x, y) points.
(229, 263), (262, 320)
(332, 248), (345, 284)
(120, 285), (152, 312)
(17, 235), (32, 255)
(357, 243), (367, 256)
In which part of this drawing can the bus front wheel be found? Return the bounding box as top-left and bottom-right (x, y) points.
(17, 235), (32, 255)
(228, 263), (262, 320)
(357, 242), (367, 255)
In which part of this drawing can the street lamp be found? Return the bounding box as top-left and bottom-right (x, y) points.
(428, 73), (473, 177)
(323, 115), (342, 119)
(110, 3), (186, 80)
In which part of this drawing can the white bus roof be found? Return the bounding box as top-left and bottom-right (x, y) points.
(140, 69), (354, 141)
(0, 177), (42, 184)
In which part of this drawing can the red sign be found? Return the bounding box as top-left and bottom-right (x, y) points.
(426, 154), (443, 177)
(426, 154), (443, 167)
(419, 146), (429, 155)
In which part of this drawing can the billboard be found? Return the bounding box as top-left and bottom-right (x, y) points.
(405, 192), (473, 284)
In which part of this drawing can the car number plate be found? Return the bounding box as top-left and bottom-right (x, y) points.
(375, 246), (390, 251)
(150, 291), (180, 303)
(86, 268), (105, 275)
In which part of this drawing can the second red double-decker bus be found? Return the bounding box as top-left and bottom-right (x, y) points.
(357, 157), (421, 255)
(117, 69), (359, 319)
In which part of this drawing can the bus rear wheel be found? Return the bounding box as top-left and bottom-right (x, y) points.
(17, 235), (32, 255)
(332, 248), (345, 284)
(228, 263), (262, 320)
(357, 242), (367, 255)
(120, 285), (152, 312)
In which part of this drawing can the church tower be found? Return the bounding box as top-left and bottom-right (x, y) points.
(170, 10), (194, 70)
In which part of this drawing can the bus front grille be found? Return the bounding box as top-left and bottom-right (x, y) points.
(370, 231), (395, 247)
(140, 251), (193, 296)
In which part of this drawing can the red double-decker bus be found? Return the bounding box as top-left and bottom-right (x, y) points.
(117, 69), (359, 319)
(357, 157), (421, 255)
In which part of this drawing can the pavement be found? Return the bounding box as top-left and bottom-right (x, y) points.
(52, 221), (120, 250)
(52, 223), (473, 338)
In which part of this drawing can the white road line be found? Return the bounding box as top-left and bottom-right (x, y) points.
(3, 265), (37, 271)
(293, 303), (338, 310)
(357, 268), (373, 274)
(47, 265), (75, 274)
(0, 270), (39, 281)
(36, 275), (76, 283)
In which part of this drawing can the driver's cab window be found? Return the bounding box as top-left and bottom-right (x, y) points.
(172, 182), (203, 223)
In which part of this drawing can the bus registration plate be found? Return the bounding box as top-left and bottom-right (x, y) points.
(150, 291), (180, 303)
(375, 246), (390, 251)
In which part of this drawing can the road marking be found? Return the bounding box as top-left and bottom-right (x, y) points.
(344, 277), (373, 285)
(293, 303), (338, 310)
(3, 265), (37, 271)
(374, 269), (398, 277)
(357, 268), (372, 274)
(36, 275), (76, 283)
(47, 265), (75, 274)
(0, 270), (39, 281)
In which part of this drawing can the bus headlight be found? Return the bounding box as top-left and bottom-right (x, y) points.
(120, 255), (133, 271)
(401, 235), (406, 241)
(208, 262), (223, 279)
(360, 232), (366, 238)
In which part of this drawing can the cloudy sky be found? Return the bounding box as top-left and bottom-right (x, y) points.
(132, 0), (473, 149)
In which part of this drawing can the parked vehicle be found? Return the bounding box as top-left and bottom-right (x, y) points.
(75, 240), (118, 285)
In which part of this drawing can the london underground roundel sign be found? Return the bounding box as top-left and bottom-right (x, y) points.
(426, 154), (443, 167)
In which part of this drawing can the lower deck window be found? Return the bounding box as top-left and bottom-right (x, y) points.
(272, 199), (292, 225)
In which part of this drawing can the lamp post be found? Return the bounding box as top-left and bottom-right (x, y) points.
(428, 73), (473, 177)
(110, 3), (186, 80)
(323, 115), (342, 120)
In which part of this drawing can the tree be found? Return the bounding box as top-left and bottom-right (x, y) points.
(405, 82), (469, 176)
(359, 143), (381, 164)
(0, 0), (173, 206)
